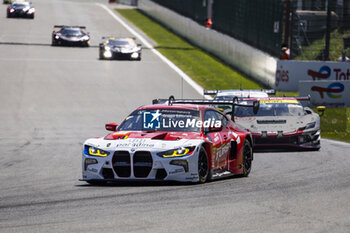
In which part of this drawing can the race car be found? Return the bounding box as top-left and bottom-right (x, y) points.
(6, 1), (34, 19)
(51, 25), (90, 47)
(204, 89), (275, 99)
(99, 37), (142, 60)
(80, 96), (260, 184)
(3, 0), (14, 4)
(231, 96), (321, 150)
(204, 89), (275, 113)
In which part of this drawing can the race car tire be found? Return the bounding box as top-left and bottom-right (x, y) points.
(86, 180), (107, 185)
(198, 147), (209, 183)
(242, 138), (253, 177)
(30, 14), (34, 19)
(51, 38), (57, 46)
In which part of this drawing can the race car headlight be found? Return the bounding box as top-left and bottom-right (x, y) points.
(305, 121), (316, 129)
(131, 52), (139, 59)
(10, 9), (15, 13)
(103, 50), (112, 58)
(81, 35), (89, 40)
(157, 146), (195, 158)
(84, 146), (110, 157)
(55, 35), (60, 39)
(28, 8), (35, 14)
(299, 121), (316, 131)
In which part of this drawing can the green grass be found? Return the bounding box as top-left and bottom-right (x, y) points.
(116, 9), (350, 143)
(116, 9), (261, 90)
(295, 29), (350, 61)
(317, 107), (350, 143)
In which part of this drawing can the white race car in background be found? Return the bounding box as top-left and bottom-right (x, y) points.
(204, 89), (275, 113)
(232, 97), (321, 150)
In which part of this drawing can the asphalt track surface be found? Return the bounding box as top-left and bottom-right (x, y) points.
(0, 1), (350, 232)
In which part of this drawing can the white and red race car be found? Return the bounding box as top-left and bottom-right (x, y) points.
(233, 97), (321, 150)
(80, 97), (259, 184)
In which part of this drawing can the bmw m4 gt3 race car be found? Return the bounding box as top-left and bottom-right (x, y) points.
(232, 97), (321, 150)
(80, 97), (260, 184)
(7, 1), (34, 19)
(51, 25), (90, 47)
(99, 37), (142, 60)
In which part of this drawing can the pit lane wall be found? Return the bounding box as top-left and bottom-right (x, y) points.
(275, 60), (350, 91)
(299, 80), (350, 107)
(138, 0), (277, 88)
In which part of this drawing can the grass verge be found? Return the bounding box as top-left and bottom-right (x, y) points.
(295, 29), (350, 61)
(116, 8), (350, 143)
(116, 9), (261, 90)
(317, 107), (350, 143)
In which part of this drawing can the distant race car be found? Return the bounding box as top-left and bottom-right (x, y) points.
(204, 89), (275, 113)
(99, 37), (142, 60)
(51, 25), (90, 47)
(3, 0), (14, 4)
(232, 97), (321, 150)
(80, 96), (260, 184)
(7, 1), (34, 19)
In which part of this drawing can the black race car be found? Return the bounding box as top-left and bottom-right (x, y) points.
(99, 37), (142, 60)
(52, 25), (90, 47)
(7, 1), (35, 19)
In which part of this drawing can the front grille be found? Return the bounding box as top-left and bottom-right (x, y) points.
(133, 151), (153, 178)
(102, 168), (114, 179)
(112, 151), (131, 177)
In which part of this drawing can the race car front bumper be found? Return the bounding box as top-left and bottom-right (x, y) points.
(81, 149), (200, 183)
(252, 129), (321, 150)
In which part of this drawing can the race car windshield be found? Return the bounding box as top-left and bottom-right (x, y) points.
(108, 40), (131, 46)
(118, 109), (201, 132)
(60, 29), (84, 36)
(13, 3), (28, 7)
(235, 102), (304, 117)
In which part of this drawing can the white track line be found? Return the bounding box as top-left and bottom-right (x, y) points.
(96, 3), (209, 99)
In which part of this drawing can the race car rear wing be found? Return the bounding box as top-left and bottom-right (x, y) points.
(203, 89), (276, 95)
(101, 36), (137, 40)
(241, 95), (311, 102)
(166, 96), (260, 119)
(53, 25), (86, 29)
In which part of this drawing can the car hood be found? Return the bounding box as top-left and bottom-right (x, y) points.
(85, 131), (203, 151)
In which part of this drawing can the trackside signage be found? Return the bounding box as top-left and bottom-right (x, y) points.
(275, 60), (350, 91)
(299, 80), (350, 107)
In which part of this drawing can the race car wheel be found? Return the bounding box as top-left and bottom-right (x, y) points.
(198, 147), (209, 183)
(242, 139), (253, 177)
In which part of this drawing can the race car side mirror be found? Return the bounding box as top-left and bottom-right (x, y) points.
(105, 122), (118, 131)
(206, 124), (223, 133)
(317, 106), (326, 117)
(253, 100), (260, 115)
